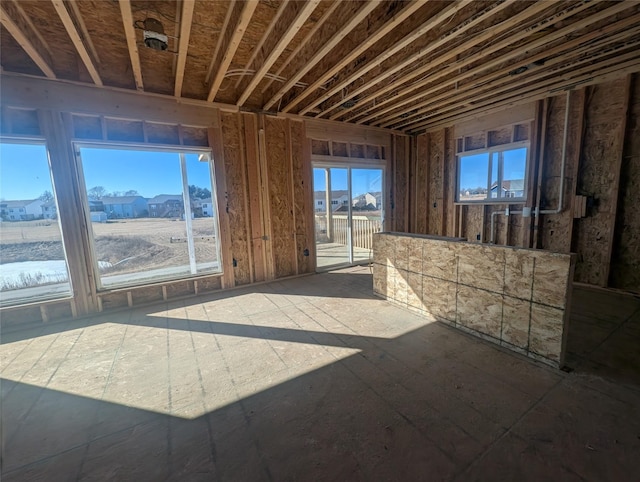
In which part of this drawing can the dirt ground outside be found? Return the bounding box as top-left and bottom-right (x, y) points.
(0, 218), (220, 280)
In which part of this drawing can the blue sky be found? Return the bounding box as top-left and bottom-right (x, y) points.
(0, 143), (213, 200)
(459, 148), (526, 190)
(313, 168), (382, 196)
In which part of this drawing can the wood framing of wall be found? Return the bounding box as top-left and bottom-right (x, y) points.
(397, 74), (640, 293)
(1, 75), (406, 327)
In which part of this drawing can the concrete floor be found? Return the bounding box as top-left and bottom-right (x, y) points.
(1, 266), (639, 481)
(315, 242), (372, 269)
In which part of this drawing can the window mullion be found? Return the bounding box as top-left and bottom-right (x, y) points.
(180, 153), (197, 275)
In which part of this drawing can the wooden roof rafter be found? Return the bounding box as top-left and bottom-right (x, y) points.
(262, 1), (379, 111)
(237, 0), (321, 107)
(51, 0), (102, 86)
(279, 0), (426, 114)
(259, 1), (341, 96)
(118, 0), (143, 91)
(381, 10), (640, 129)
(207, 0), (258, 102)
(0, 1), (56, 79)
(319, 0), (556, 121)
(174, 0), (196, 97)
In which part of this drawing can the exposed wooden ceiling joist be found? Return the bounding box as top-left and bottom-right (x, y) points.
(118, 0), (143, 91)
(207, 0), (258, 102)
(263, 1), (379, 111)
(321, 0), (558, 121)
(259, 1), (341, 96)
(237, 0), (320, 107)
(174, 0), (196, 97)
(0, 2), (56, 79)
(205, 0), (236, 87)
(384, 13), (640, 130)
(51, 0), (102, 86)
(281, 0), (427, 114)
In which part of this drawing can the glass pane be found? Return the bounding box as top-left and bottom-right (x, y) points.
(458, 153), (489, 201)
(351, 168), (383, 264)
(185, 153), (219, 273)
(502, 148), (527, 199)
(0, 142), (72, 305)
(79, 147), (220, 289)
(314, 167), (350, 269)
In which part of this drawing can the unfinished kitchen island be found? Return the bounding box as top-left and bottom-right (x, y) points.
(372, 232), (576, 368)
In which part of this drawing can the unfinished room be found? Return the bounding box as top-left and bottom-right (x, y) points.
(1, 0), (639, 480)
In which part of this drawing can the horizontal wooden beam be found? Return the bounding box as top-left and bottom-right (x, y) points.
(0, 73), (238, 126)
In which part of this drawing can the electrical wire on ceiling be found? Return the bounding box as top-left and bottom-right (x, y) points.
(223, 69), (327, 90)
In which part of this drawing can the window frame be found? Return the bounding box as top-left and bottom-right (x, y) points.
(455, 140), (530, 204)
(73, 141), (224, 291)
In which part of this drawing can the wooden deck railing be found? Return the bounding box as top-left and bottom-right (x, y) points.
(315, 214), (382, 249)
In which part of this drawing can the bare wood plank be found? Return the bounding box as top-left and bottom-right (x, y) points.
(0, 3), (56, 78)
(301, 134), (316, 271)
(66, 0), (100, 67)
(286, 119), (299, 274)
(533, 99), (550, 249)
(258, 118), (276, 280)
(174, 0), (195, 97)
(243, 113), (266, 281)
(566, 89), (587, 249)
(263, 1), (379, 111)
(208, 113), (236, 288)
(118, 0), (143, 90)
(603, 74), (633, 286)
(261, 1), (340, 95)
(363, 3), (635, 126)
(205, 0), (236, 85)
(234, 0), (289, 90)
(207, 1), (258, 102)
(287, 0), (425, 114)
(237, 0), (320, 107)
(237, 113), (255, 283)
(51, 0), (102, 86)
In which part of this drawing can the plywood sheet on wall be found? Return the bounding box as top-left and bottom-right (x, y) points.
(428, 129), (444, 235)
(573, 79), (628, 286)
(290, 120), (311, 274)
(265, 116), (296, 278)
(221, 112), (252, 285)
(414, 133), (429, 234)
(393, 135), (409, 232)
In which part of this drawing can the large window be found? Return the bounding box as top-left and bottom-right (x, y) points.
(77, 146), (222, 289)
(457, 145), (528, 202)
(0, 141), (72, 305)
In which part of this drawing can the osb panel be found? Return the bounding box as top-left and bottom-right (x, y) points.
(181, 127), (209, 146)
(610, 75), (640, 291)
(507, 207), (524, 247)
(414, 133), (429, 234)
(311, 139), (329, 155)
(504, 250), (534, 300)
(427, 129), (444, 235)
(197, 276), (223, 292)
(146, 123), (180, 145)
(0, 305), (42, 326)
(407, 271), (423, 311)
(444, 127), (456, 237)
(106, 118), (144, 142)
(502, 295), (530, 349)
(265, 116), (296, 278)
(538, 92), (580, 253)
(532, 253), (572, 309)
(75, 0), (135, 89)
(0, 26), (42, 76)
(290, 120), (310, 273)
(72, 115), (102, 139)
(351, 143), (365, 158)
(366, 144), (380, 159)
(221, 113), (251, 285)
(487, 126), (513, 147)
(100, 292), (128, 311)
(7, 108), (40, 136)
(393, 135), (408, 232)
(422, 276), (456, 322)
(165, 280), (193, 299)
(330, 142), (346, 157)
(463, 205), (484, 243)
(46, 302), (73, 321)
(529, 303), (565, 362)
(514, 124), (530, 142)
(421, 240), (457, 282)
(456, 285), (502, 339)
(464, 133), (485, 151)
(457, 244), (506, 293)
(573, 80), (628, 285)
(132, 285), (164, 305)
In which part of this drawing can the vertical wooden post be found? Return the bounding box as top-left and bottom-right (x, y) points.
(302, 134), (317, 271)
(258, 116), (276, 280)
(286, 119), (299, 275)
(238, 113), (255, 283)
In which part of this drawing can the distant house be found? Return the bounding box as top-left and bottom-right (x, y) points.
(41, 200), (57, 219)
(490, 179), (525, 199)
(101, 196), (148, 219)
(198, 198), (215, 217)
(148, 194), (184, 218)
(0, 199), (43, 221)
(352, 192), (381, 210)
(314, 190), (350, 213)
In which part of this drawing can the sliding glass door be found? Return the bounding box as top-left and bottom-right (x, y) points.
(313, 165), (384, 270)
